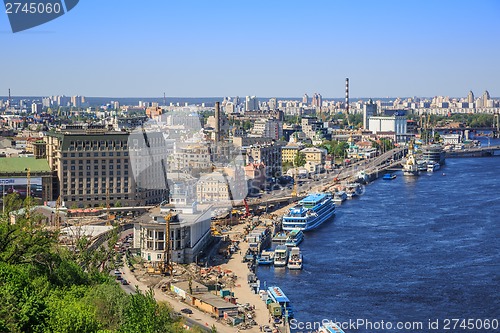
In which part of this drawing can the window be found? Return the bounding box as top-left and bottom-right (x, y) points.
(70, 153), (75, 157)
(94, 152), (98, 157)
(101, 152), (106, 157)
(78, 153), (83, 157)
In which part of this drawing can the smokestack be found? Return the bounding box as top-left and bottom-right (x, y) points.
(8, 88), (11, 108)
(215, 101), (221, 142)
(345, 78), (349, 116)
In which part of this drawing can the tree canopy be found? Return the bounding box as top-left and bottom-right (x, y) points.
(0, 204), (188, 333)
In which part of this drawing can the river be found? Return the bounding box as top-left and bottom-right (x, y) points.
(256, 138), (500, 332)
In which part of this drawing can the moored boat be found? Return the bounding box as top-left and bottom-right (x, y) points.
(282, 193), (336, 231)
(284, 229), (304, 247)
(287, 247), (303, 270)
(256, 250), (274, 265)
(427, 161), (440, 172)
(383, 173), (396, 180)
(319, 322), (345, 333)
(267, 286), (294, 319)
(333, 191), (347, 205)
(274, 245), (289, 267)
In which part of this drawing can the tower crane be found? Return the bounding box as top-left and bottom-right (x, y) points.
(161, 211), (173, 275)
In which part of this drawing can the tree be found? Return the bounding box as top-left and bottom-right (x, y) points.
(293, 152), (306, 167)
(433, 132), (441, 143)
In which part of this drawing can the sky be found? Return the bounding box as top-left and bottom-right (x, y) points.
(0, 0), (499, 98)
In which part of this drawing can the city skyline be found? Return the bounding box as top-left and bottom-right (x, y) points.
(1, 0), (499, 97)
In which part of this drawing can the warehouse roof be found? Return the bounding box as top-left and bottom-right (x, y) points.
(0, 157), (51, 173)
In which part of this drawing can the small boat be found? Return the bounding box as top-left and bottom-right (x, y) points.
(272, 232), (287, 243)
(284, 229), (304, 247)
(274, 245), (289, 267)
(417, 160), (428, 172)
(256, 250), (275, 265)
(319, 322), (345, 333)
(383, 173), (396, 180)
(427, 161), (440, 172)
(333, 191), (347, 205)
(287, 247), (303, 270)
(345, 183), (361, 199)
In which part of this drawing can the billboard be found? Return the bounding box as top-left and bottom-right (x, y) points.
(0, 177), (43, 200)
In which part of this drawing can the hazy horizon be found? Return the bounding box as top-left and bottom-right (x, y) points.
(1, 1), (499, 97)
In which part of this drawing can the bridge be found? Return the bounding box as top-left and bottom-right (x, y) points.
(445, 145), (500, 157)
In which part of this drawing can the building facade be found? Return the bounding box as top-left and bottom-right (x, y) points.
(245, 144), (282, 178)
(45, 125), (167, 208)
(133, 205), (212, 264)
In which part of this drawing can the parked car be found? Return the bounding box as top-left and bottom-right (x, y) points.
(121, 279), (129, 285)
(180, 308), (193, 314)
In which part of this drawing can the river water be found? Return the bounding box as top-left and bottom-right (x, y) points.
(256, 139), (500, 332)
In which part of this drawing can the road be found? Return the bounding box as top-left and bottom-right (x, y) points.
(112, 230), (233, 333)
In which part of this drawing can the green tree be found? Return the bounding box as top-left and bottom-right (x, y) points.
(293, 152), (306, 167)
(119, 289), (174, 333)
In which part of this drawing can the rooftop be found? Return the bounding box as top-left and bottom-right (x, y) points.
(0, 157), (51, 174)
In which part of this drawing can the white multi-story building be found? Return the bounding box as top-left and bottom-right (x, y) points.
(368, 114), (408, 142)
(363, 99), (377, 130)
(133, 204), (212, 264)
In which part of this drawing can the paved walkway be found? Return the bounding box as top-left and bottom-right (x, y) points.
(121, 262), (234, 333)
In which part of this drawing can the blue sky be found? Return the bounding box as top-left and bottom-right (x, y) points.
(1, 0), (499, 98)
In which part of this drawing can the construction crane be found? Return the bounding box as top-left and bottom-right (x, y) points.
(243, 198), (250, 218)
(291, 171), (298, 197)
(161, 211), (173, 276)
(105, 187), (114, 225)
(25, 168), (31, 219)
(55, 196), (61, 228)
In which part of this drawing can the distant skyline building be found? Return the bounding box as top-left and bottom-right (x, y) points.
(311, 93), (322, 107)
(31, 102), (43, 114)
(467, 90), (475, 104)
(245, 96), (259, 112)
(302, 93), (309, 105)
(268, 97), (277, 110)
